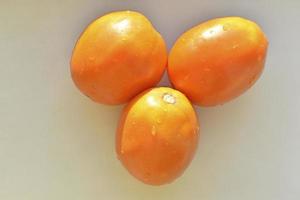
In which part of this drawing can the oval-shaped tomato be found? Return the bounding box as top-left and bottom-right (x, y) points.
(168, 17), (268, 106)
(71, 11), (167, 105)
(116, 87), (199, 185)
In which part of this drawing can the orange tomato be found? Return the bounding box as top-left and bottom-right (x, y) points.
(168, 17), (268, 106)
(116, 87), (199, 185)
(71, 11), (167, 105)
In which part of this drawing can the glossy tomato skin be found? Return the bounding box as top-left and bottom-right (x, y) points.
(168, 17), (268, 106)
(71, 11), (167, 105)
(116, 87), (199, 185)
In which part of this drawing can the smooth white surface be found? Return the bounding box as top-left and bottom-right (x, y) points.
(1, 0), (300, 199)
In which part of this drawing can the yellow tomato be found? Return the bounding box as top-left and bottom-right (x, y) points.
(168, 17), (268, 106)
(116, 87), (199, 185)
(71, 11), (167, 105)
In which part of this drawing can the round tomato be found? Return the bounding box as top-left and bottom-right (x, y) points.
(116, 87), (199, 185)
(168, 17), (268, 106)
(71, 11), (167, 105)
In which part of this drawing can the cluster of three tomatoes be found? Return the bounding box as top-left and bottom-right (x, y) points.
(71, 11), (268, 185)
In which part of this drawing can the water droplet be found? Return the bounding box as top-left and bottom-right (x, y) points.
(257, 55), (263, 61)
(80, 68), (85, 75)
(248, 75), (257, 85)
(88, 56), (95, 61)
(156, 119), (161, 124)
(183, 75), (189, 80)
(194, 126), (200, 134)
(223, 24), (229, 31)
(151, 125), (156, 136)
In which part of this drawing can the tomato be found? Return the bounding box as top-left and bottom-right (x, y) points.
(168, 17), (268, 106)
(71, 11), (167, 105)
(116, 87), (199, 185)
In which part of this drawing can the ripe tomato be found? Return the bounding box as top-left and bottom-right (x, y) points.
(168, 17), (268, 106)
(116, 87), (199, 185)
(71, 11), (167, 105)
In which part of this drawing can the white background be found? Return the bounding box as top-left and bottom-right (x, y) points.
(1, 0), (300, 199)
